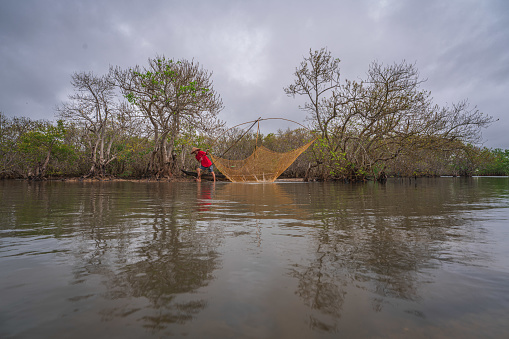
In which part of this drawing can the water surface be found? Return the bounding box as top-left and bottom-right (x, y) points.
(1, 178), (508, 338)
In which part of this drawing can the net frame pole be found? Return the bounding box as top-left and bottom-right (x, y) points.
(218, 117), (261, 158)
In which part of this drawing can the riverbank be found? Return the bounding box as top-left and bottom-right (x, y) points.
(3, 174), (507, 183)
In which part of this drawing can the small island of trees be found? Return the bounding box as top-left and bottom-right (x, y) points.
(1, 49), (507, 181)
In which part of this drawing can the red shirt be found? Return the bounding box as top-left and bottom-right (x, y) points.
(195, 150), (212, 167)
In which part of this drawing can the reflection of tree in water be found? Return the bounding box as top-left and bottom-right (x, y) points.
(289, 179), (490, 331)
(1, 182), (222, 330)
(103, 229), (219, 330)
(56, 182), (223, 331)
(3, 179), (500, 334)
(290, 246), (346, 332)
(216, 183), (348, 331)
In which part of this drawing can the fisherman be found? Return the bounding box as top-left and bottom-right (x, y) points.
(191, 147), (216, 182)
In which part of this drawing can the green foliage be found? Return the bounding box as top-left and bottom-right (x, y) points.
(19, 120), (63, 152)
(126, 57), (211, 106)
(445, 145), (493, 177)
(125, 92), (136, 104)
(108, 136), (153, 178)
(478, 149), (509, 175)
(17, 120), (76, 178)
(312, 136), (362, 179)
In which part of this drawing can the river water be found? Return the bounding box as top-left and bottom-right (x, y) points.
(1, 178), (508, 338)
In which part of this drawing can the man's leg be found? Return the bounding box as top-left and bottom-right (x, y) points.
(196, 167), (202, 182)
(209, 166), (216, 182)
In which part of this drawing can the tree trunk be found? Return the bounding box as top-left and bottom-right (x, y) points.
(32, 150), (51, 180)
(147, 131), (173, 179)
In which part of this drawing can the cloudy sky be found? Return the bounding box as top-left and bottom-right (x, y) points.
(1, 0), (508, 148)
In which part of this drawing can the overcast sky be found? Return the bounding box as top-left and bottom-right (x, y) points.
(1, 0), (508, 148)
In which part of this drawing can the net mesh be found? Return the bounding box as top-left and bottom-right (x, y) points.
(210, 138), (315, 182)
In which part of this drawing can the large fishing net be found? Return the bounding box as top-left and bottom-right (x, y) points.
(209, 118), (316, 182)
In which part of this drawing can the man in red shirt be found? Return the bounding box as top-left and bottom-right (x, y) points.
(191, 147), (216, 182)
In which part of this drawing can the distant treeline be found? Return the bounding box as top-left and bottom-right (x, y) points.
(0, 112), (507, 180)
(1, 49), (507, 181)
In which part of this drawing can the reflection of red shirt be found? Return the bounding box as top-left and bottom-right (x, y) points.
(196, 150), (212, 167)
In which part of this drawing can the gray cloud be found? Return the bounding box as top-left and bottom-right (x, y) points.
(1, 0), (508, 147)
